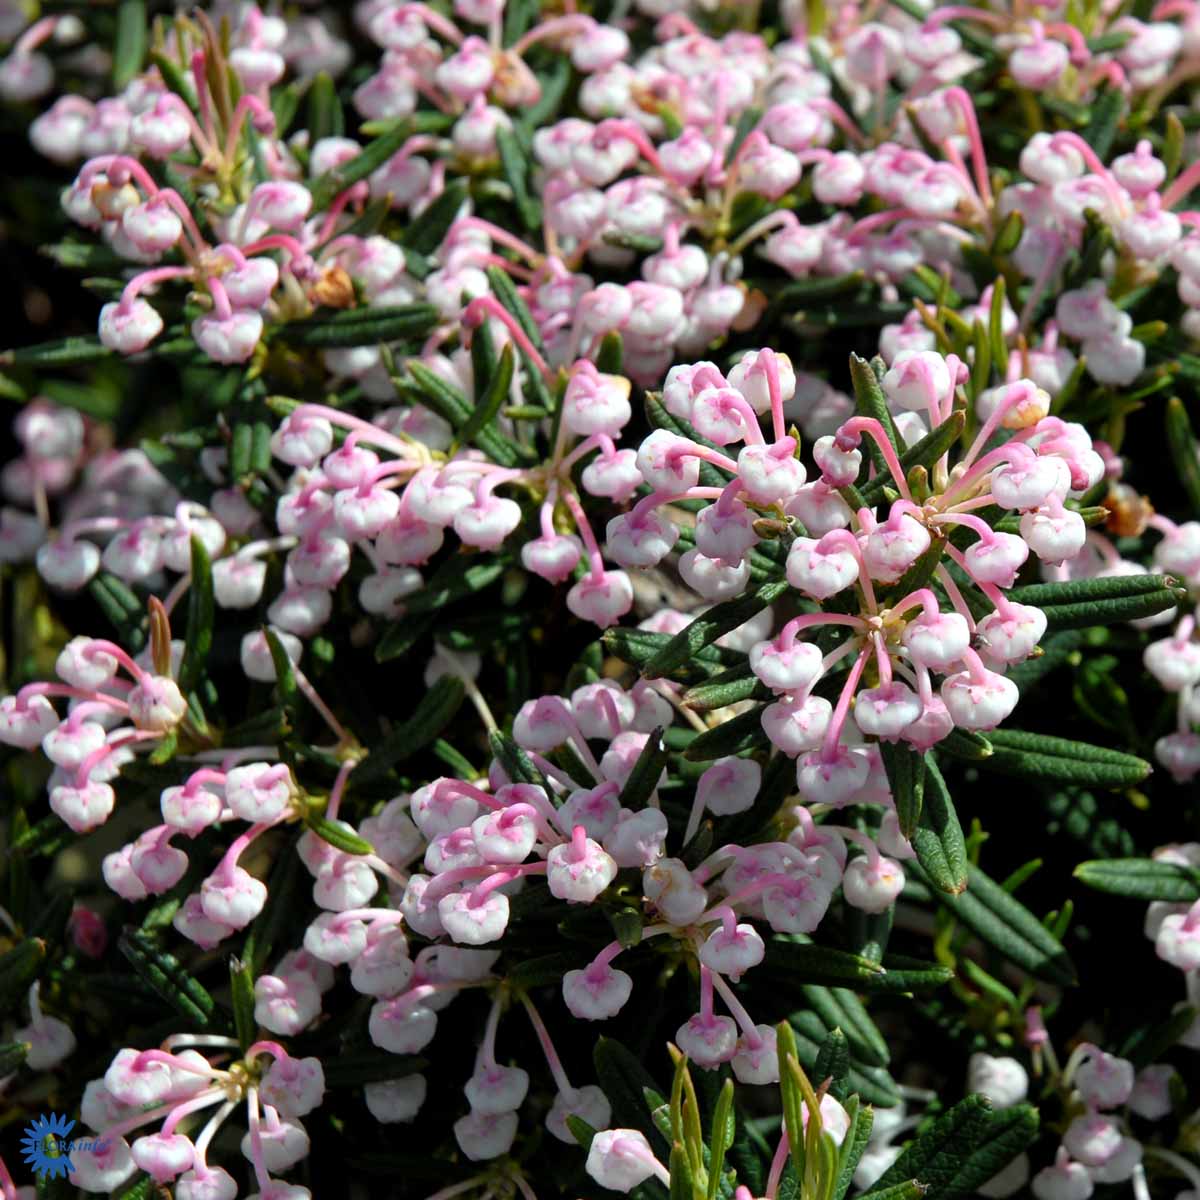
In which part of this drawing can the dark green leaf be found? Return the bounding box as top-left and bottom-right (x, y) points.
(323, 1051), (426, 1087)
(1074, 858), (1200, 902)
(594, 1036), (667, 1151)
(306, 816), (374, 857)
(1167, 396), (1200, 516)
(880, 743), (925, 839)
(981, 729), (1151, 788)
(460, 342), (514, 448)
(0, 939), (45, 1015)
(836, 1098), (876, 1200)
(230, 958), (256, 1052)
(353, 675), (465, 785)
(918, 863), (1076, 986)
(645, 581), (788, 678)
(401, 179), (469, 255)
(911, 754), (967, 894)
(618, 728), (667, 810)
(814, 1027), (851, 1100)
(305, 72), (343, 143)
(1, 336), (112, 366)
(860, 413), (964, 507)
(496, 127), (541, 229)
(603, 627), (742, 681)
(277, 304), (440, 348)
(682, 706), (769, 762)
(178, 536), (214, 695)
(113, 0), (147, 88)
(682, 662), (770, 711)
(310, 123), (411, 211)
(118, 929), (223, 1030)
(1082, 87), (1124, 160)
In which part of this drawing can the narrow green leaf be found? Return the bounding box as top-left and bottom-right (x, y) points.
(682, 661), (770, 711)
(118, 929), (222, 1030)
(305, 72), (343, 143)
(1042, 587), (1182, 628)
(1, 336), (111, 366)
(1082, 86), (1124, 160)
(0, 939), (45, 1015)
(113, 0), (147, 88)
(178, 536), (214, 695)
(602, 627), (741, 680)
(230, 958), (256, 1052)
(911, 754), (967, 895)
(278, 304), (440, 347)
(405, 359), (473, 425)
(596, 331), (622, 374)
(1074, 858), (1200, 902)
(981, 729), (1151, 788)
(860, 412), (965, 507)
(264, 627), (300, 727)
(814, 1027), (852, 1100)
(776, 271), (867, 306)
(322, 1051), (426, 1087)
(618, 727), (667, 810)
(835, 1098), (875, 1200)
(800, 985), (890, 1068)
(1166, 396), (1200, 516)
(990, 209), (1023, 257)
(682, 706), (769, 762)
(310, 123), (410, 211)
(937, 729), (993, 761)
(669, 1140), (693, 1200)
(942, 1104), (1039, 1200)
(724, 105), (763, 167)
(401, 178), (468, 255)
(398, 559), (509, 617)
(460, 342), (514, 448)
(484, 264), (544, 352)
(790, 1011), (901, 1108)
(352, 675), (465, 785)
(763, 938), (886, 986)
(488, 730), (550, 790)
(707, 1078), (736, 1200)
(594, 1037), (667, 1151)
(988, 277), (1009, 378)
(566, 1114), (597, 1150)
(306, 816), (374, 857)
(879, 743), (924, 839)
(496, 127), (541, 229)
(645, 581), (788, 678)
(848, 354), (901, 466)
(919, 862), (1077, 986)
(869, 1093), (992, 1196)
(856, 1181), (930, 1200)
(1007, 572), (1177, 606)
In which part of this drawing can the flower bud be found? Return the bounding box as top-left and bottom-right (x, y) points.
(967, 1053), (1029, 1108)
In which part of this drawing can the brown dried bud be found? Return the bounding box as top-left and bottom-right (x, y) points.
(732, 286), (767, 333)
(309, 265), (356, 310)
(1104, 482), (1154, 538)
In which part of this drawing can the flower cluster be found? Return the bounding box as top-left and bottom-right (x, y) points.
(69, 1038), (324, 1198)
